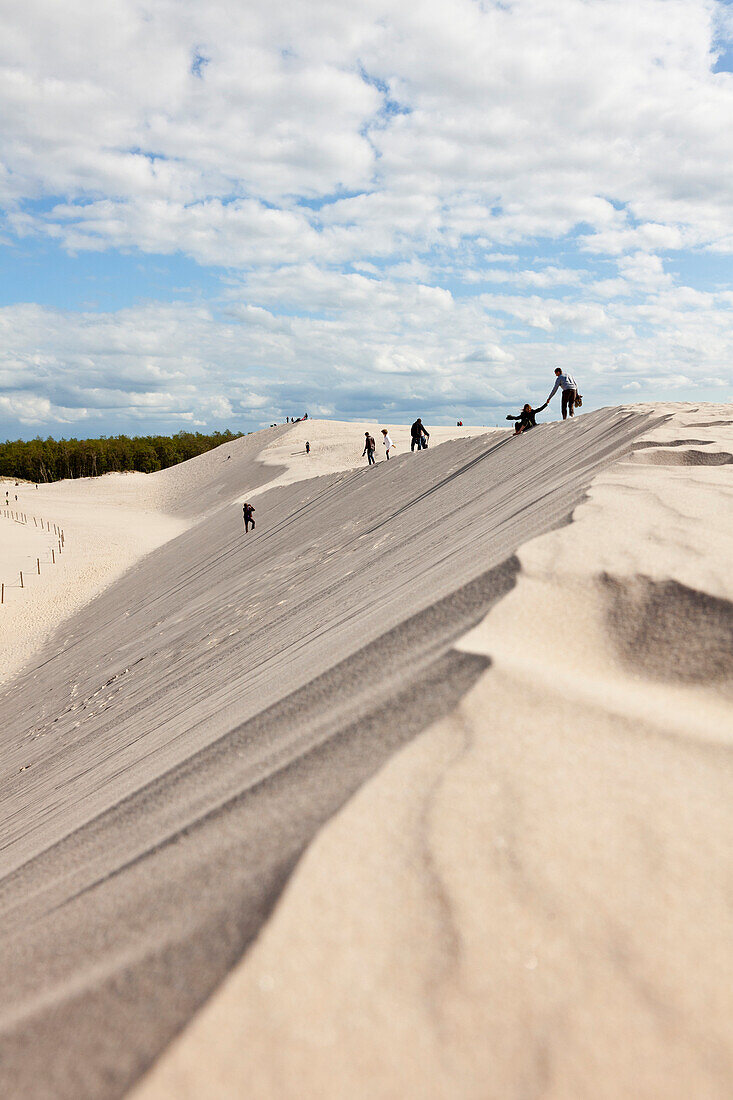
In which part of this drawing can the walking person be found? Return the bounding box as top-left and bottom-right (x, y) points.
(242, 502), (256, 532)
(305, 441), (310, 455)
(411, 418), (430, 451)
(546, 368), (580, 419)
(381, 428), (394, 459)
(362, 431), (376, 465)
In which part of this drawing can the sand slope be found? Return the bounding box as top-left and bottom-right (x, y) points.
(132, 404), (733, 1100)
(0, 407), (654, 1100)
(0, 427), (288, 684)
(255, 418), (491, 492)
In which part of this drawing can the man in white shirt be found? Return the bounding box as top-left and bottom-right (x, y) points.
(546, 368), (579, 419)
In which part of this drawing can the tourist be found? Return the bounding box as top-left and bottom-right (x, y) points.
(242, 502), (256, 532)
(506, 402), (548, 434)
(411, 418), (429, 451)
(362, 431), (376, 465)
(546, 369), (580, 419)
(381, 429), (394, 459)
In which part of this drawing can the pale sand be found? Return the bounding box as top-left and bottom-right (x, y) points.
(131, 404), (733, 1100)
(255, 418), (492, 493)
(0, 422), (482, 686)
(0, 482), (187, 686)
(1, 405), (731, 1099)
(0, 406), (656, 1099)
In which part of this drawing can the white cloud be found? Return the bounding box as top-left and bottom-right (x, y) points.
(2, 0), (732, 262)
(1, 0), (733, 433)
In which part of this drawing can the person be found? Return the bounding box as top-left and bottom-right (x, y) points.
(381, 428), (394, 459)
(305, 441), (310, 454)
(411, 418), (429, 451)
(506, 402), (548, 434)
(362, 431), (376, 465)
(242, 502), (255, 532)
(546, 368), (579, 419)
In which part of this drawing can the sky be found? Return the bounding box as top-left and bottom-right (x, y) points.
(1, 0), (732, 440)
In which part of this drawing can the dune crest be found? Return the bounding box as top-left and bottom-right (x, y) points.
(131, 404), (733, 1100)
(0, 407), (659, 1099)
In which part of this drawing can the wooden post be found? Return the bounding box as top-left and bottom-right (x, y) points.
(51, 549), (55, 564)
(1, 583), (4, 604)
(34, 517), (37, 527)
(37, 558), (41, 575)
(20, 571), (24, 588)
(58, 539), (62, 554)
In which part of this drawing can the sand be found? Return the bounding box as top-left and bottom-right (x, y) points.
(0, 482), (187, 686)
(130, 404), (733, 1100)
(255, 418), (491, 493)
(0, 421), (478, 686)
(0, 406), (731, 1099)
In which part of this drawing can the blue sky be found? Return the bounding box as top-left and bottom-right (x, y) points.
(1, 0), (732, 441)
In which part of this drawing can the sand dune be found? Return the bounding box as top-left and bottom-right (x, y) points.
(255, 417), (491, 492)
(0, 426), (292, 684)
(0, 421), (474, 685)
(1, 405), (731, 1099)
(130, 405), (733, 1100)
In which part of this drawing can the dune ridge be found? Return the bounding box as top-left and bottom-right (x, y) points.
(131, 404), (733, 1100)
(0, 407), (657, 1100)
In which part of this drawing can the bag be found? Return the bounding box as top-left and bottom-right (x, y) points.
(574, 393), (583, 408)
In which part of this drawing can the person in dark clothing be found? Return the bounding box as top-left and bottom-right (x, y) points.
(305, 441), (310, 454)
(242, 502), (255, 532)
(362, 432), (376, 465)
(411, 418), (430, 451)
(506, 402), (548, 434)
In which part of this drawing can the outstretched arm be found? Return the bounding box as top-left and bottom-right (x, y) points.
(506, 414), (519, 420)
(546, 380), (560, 402)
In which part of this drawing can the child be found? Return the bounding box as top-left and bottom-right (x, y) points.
(381, 428), (394, 459)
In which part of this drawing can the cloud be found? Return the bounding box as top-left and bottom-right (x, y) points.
(1, 0), (732, 434)
(3, 0), (733, 260)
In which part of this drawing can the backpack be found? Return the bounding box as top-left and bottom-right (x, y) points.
(574, 393), (583, 408)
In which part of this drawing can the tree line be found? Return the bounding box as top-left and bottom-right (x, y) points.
(0, 430), (245, 483)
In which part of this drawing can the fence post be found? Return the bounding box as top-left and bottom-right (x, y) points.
(51, 549), (55, 564)
(37, 557), (41, 575)
(20, 571), (23, 588)
(1, 583), (3, 604)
